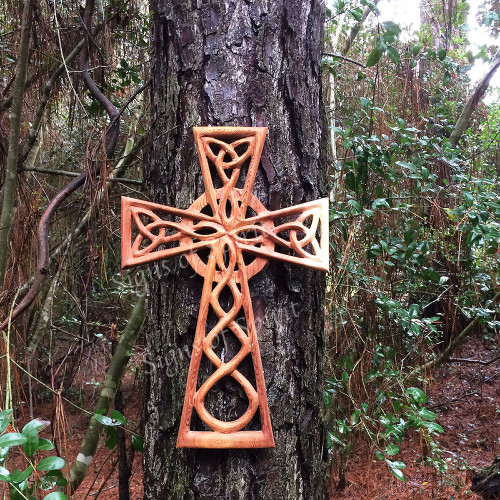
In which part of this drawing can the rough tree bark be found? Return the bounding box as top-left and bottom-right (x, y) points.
(0, 0), (33, 285)
(143, 1), (328, 499)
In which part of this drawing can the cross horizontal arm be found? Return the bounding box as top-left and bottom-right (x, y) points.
(121, 196), (221, 268)
(232, 198), (329, 272)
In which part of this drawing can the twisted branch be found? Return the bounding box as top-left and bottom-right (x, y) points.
(0, 0), (145, 331)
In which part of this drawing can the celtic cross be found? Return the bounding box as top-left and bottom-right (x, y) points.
(121, 127), (328, 448)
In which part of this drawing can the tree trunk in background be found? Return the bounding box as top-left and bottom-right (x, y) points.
(143, 1), (328, 499)
(0, 0), (32, 286)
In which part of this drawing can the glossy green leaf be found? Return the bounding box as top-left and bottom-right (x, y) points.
(21, 420), (42, 456)
(37, 456), (66, 471)
(0, 465), (10, 480)
(382, 21), (401, 35)
(389, 466), (406, 482)
(0, 433), (27, 448)
(132, 434), (144, 452)
(367, 47), (384, 67)
(37, 438), (55, 451)
(44, 493), (69, 500)
(348, 199), (362, 215)
(10, 466), (33, 484)
(387, 46), (399, 64)
(406, 387), (427, 404)
(422, 421), (444, 434)
(385, 443), (399, 456)
(418, 408), (437, 421)
(110, 410), (126, 425)
(0, 410), (12, 434)
(93, 411), (122, 427)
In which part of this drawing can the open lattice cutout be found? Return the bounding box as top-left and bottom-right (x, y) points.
(121, 126), (329, 448)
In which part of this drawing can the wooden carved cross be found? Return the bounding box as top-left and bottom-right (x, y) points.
(121, 127), (328, 448)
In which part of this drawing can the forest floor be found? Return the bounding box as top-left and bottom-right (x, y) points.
(331, 334), (500, 500)
(1, 333), (498, 499)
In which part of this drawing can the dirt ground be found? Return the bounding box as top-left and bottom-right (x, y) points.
(331, 335), (500, 500)
(1, 334), (498, 499)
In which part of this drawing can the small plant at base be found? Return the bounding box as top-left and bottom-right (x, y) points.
(0, 409), (68, 499)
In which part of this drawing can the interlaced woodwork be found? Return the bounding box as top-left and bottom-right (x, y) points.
(121, 127), (329, 448)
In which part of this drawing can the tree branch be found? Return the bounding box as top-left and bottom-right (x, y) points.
(450, 47), (500, 147)
(408, 288), (500, 378)
(22, 166), (142, 185)
(21, 25), (103, 162)
(341, 0), (381, 57)
(69, 294), (145, 494)
(322, 52), (367, 68)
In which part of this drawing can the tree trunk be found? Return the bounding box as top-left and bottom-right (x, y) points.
(0, 0), (32, 286)
(143, 1), (328, 499)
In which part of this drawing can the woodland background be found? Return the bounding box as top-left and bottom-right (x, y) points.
(0, 0), (499, 498)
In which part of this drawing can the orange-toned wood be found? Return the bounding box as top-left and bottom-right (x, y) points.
(121, 126), (329, 449)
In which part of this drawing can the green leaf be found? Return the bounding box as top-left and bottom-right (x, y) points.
(412, 42), (421, 56)
(21, 420), (42, 457)
(443, 71), (451, 85)
(350, 7), (363, 21)
(410, 58), (417, 69)
(360, 97), (371, 108)
(385, 443), (399, 456)
(0, 410), (12, 434)
(396, 161), (416, 170)
(37, 438), (55, 451)
(0, 433), (27, 448)
(348, 199), (362, 215)
(406, 387), (427, 404)
(484, 10), (499, 25)
(438, 49), (447, 61)
(132, 434), (144, 452)
(386, 459), (406, 469)
(382, 21), (401, 35)
(93, 411), (122, 427)
(422, 421), (444, 434)
(44, 493), (69, 500)
(44, 470), (68, 486)
(341, 355), (354, 372)
(0, 465), (10, 480)
(345, 172), (356, 191)
(386, 46), (399, 64)
(418, 408), (437, 421)
(105, 427), (117, 450)
(342, 138), (353, 149)
(367, 47), (384, 67)
(372, 198), (390, 209)
(110, 410), (126, 425)
(389, 466), (406, 482)
(10, 466), (33, 484)
(37, 456), (66, 471)
(404, 230), (415, 244)
(410, 321), (421, 334)
(375, 450), (384, 460)
(421, 166), (430, 180)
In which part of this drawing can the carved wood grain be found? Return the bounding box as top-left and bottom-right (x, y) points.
(121, 126), (328, 448)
